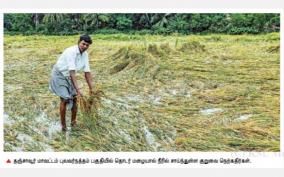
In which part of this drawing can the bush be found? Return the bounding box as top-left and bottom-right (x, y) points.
(228, 27), (259, 35)
(135, 29), (153, 35)
(96, 28), (121, 34)
(152, 26), (171, 35)
(116, 16), (133, 31)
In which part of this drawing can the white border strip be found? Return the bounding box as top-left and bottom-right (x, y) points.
(0, 9), (283, 13)
(0, 0), (283, 10)
(0, 13), (4, 153)
(281, 11), (283, 153)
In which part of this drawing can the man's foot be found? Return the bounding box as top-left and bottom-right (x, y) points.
(71, 122), (77, 127)
(62, 127), (67, 132)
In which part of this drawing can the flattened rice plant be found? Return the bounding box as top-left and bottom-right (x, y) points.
(78, 88), (105, 131)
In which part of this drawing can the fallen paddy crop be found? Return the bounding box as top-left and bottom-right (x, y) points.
(4, 33), (280, 152)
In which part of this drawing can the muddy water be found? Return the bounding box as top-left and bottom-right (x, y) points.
(119, 130), (132, 142)
(143, 126), (161, 151)
(4, 113), (15, 126)
(148, 95), (162, 105)
(200, 108), (223, 115)
(235, 114), (253, 121)
(16, 133), (33, 143)
(35, 112), (62, 138)
(4, 111), (61, 152)
(4, 84), (23, 93)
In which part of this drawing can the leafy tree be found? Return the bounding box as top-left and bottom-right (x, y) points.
(42, 14), (66, 33)
(5, 14), (34, 32)
(115, 14), (133, 31)
(168, 14), (190, 34)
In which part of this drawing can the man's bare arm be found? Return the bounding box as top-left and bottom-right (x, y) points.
(70, 70), (82, 96)
(85, 72), (93, 94)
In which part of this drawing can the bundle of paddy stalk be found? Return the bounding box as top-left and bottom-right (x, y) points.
(77, 88), (104, 130)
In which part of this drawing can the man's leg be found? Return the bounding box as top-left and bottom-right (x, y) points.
(71, 97), (77, 127)
(60, 98), (67, 131)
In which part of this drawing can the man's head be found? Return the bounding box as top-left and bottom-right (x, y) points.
(78, 34), (92, 53)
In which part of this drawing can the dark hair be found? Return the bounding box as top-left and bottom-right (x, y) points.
(78, 34), (92, 44)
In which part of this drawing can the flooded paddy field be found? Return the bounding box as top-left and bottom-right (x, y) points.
(3, 33), (280, 151)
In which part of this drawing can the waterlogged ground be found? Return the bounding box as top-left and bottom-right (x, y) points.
(4, 33), (280, 151)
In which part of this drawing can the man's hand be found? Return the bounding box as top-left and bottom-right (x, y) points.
(89, 89), (94, 96)
(77, 89), (83, 97)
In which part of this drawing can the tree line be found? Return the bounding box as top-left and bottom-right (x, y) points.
(4, 13), (280, 35)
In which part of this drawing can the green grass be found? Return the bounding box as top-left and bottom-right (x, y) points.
(4, 33), (280, 152)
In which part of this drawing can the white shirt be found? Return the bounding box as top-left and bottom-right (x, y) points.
(55, 45), (91, 77)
